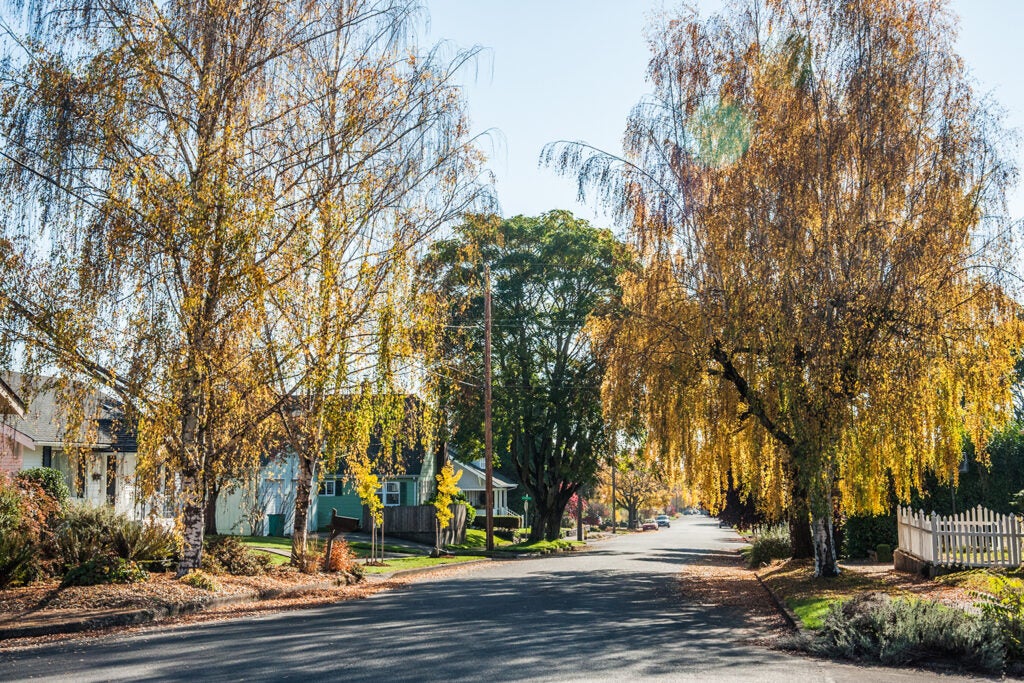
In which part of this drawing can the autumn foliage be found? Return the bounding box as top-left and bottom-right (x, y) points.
(549, 0), (1023, 575)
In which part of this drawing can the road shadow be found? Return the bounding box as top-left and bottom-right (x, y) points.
(0, 521), (801, 682)
(6, 551), (795, 682)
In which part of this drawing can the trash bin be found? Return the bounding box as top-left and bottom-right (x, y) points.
(267, 513), (285, 537)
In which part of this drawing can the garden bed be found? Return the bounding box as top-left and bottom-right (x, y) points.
(0, 567), (343, 616)
(757, 558), (977, 629)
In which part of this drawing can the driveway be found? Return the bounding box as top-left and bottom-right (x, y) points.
(0, 517), (993, 681)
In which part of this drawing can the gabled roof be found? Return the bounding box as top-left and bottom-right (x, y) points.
(453, 459), (518, 490)
(0, 373), (136, 452)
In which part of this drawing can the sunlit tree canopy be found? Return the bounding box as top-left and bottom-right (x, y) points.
(548, 0), (1023, 575)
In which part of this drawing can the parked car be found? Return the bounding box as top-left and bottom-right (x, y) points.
(656, 514), (671, 528)
(641, 519), (659, 531)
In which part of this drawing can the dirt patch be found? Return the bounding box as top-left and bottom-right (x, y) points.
(0, 568), (343, 614)
(676, 544), (789, 637)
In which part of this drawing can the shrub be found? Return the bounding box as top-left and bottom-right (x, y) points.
(17, 468), (70, 509)
(293, 540), (323, 574)
(179, 569), (219, 591)
(875, 543), (893, 564)
(110, 521), (180, 570)
(462, 502), (476, 526)
(53, 504), (122, 569)
(0, 473), (59, 587)
(202, 536), (272, 576)
(494, 528), (529, 543)
(971, 572), (1024, 662)
(812, 593), (1004, 672)
(743, 525), (791, 568)
(493, 515), (521, 530)
(841, 514), (897, 559)
(53, 505), (179, 572)
(472, 514), (520, 530)
(0, 532), (38, 589)
(62, 554), (149, 587)
(325, 538), (356, 573)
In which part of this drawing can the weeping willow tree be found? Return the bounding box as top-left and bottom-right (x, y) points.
(0, 0), (484, 572)
(547, 0), (1023, 576)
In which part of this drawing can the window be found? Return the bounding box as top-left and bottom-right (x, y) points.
(380, 481), (400, 507)
(322, 480), (336, 496)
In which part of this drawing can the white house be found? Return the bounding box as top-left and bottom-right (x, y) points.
(0, 373), (142, 520)
(452, 459), (521, 522)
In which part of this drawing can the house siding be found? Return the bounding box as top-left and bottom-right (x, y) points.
(20, 446), (41, 470)
(0, 439), (24, 474)
(316, 482), (363, 530)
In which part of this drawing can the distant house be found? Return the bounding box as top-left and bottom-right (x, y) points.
(216, 397), (440, 536)
(318, 440), (438, 531)
(452, 459), (521, 522)
(0, 374), (141, 519)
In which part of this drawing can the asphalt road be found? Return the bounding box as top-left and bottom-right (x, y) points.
(0, 517), (993, 682)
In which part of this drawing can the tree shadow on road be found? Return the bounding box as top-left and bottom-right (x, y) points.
(26, 547), (804, 682)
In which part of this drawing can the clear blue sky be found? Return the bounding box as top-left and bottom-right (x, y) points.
(424, 0), (1024, 230)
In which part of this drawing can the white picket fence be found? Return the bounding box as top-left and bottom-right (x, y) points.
(897, 505), (1024, 568)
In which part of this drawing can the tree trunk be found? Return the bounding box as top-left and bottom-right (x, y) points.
(177, 468), (206, 576)
(204, 482), (220, 537)
(788, 484), (814, 559)
(528, 506), (545, 542)
(291, 452), (314, 566)
(544, 512), (562, 541)
(809, 482), (839, 577)
(576, 494), (583, 542)
(812, 512), (839, 577)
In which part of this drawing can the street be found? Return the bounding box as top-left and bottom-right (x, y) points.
(0, 517), (990, 682)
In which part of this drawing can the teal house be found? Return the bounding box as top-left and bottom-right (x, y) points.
(315, 446), (437, 531)
(216, 397), (440, 536)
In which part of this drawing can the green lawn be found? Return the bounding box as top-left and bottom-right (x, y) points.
(446, 528), (512, 550)
(221, 535), (294, 551)
(252, 549), (292, 566)
(787, 596), (840, 630)
(217, 534), (419, 559)
(359, 555), (480, 574)
(506, 538), (584, 553)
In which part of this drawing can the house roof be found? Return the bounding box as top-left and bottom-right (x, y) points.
(0, 373), (136, 452)
(0, 375), (26, 417)
(453, 459), (518, 490)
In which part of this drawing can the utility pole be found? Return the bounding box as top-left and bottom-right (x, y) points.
(610, 460), (616, 534)
(484, 265), (494, 552)
(576, 490), (584, 542)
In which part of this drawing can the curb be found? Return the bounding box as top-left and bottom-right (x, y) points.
(754, 571), (800, 632)
(0, 579), (352, 641)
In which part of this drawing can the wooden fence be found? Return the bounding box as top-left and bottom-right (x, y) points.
(897, 505), (1024, 568)
(362, 504), (466, 546)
